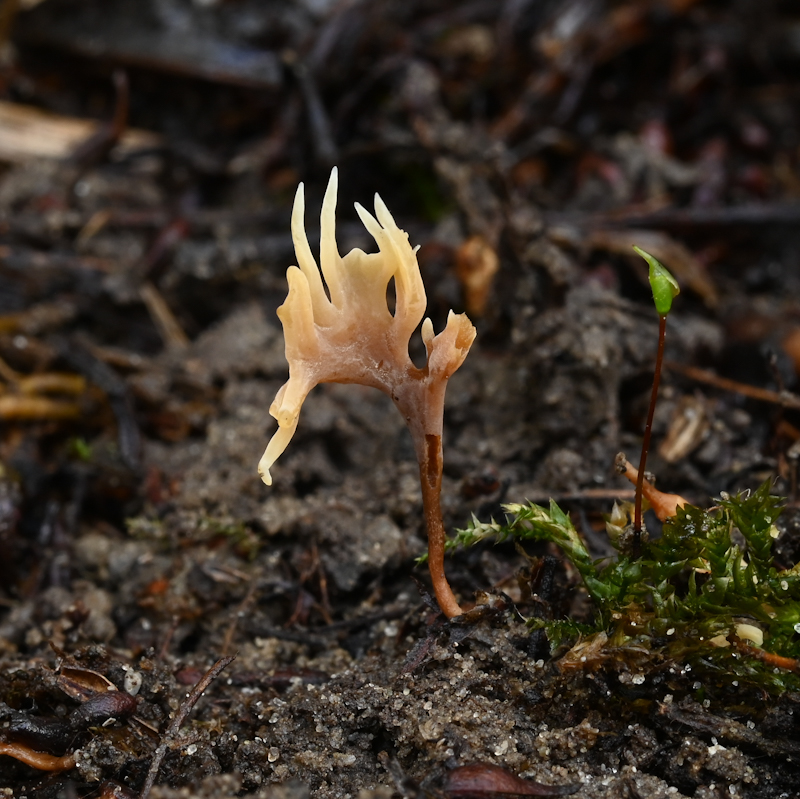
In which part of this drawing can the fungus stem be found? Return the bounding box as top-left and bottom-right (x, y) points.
(419, 434), (463, 618)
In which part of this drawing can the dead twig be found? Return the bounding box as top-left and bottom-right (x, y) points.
(288, 57), (338, 167)
(139, 282), (189, 351)
(538, 488), (636, 503)
(139, 654), (235, 799)
(733, 638), (800, 674)
(545, 202), (800, 230)
(0, 353), (88, 424)
(666, 361), (800, 411)
(656, 698), (800, 759)
(0, 99), (160, 163)
(0, 395), (82, 420)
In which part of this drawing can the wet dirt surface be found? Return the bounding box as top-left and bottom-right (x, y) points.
(3, 1), (800, 797)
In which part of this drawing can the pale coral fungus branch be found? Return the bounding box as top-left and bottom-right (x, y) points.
(259, 168), (476, 618)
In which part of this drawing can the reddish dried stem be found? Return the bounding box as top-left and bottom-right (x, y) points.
(634, 314), (667, 556)
(734, 639), (800, 673)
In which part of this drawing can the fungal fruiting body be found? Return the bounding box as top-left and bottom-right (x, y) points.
(259, 168), (476, 618)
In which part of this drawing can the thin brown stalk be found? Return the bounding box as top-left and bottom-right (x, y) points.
(419, 434), (463, 619)
(666, 361), (800, 410)
(634, 314), (667, 556)
(139, 654), (235, 799)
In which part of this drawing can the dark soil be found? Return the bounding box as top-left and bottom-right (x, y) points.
(2, 1), (800, 797)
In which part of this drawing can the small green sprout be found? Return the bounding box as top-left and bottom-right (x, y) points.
(633, 245), (680, 316)
(68, 437), (92, 462)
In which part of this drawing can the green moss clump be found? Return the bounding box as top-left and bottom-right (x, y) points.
(450, 481), (800, 691)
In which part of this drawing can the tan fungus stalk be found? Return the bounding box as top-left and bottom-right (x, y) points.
(259, 169), (476, 618)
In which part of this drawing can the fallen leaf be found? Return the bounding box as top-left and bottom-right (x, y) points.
(446, 762), (580, 797)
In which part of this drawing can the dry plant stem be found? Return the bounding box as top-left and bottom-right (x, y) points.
(139, 281), (189, 350)
(420, 434), (462, 618)
(139, 654), (235, 799)
(0, 395), (82, 420)
(734, 639), (800, 673)
(666, 361), (800, 411)
(0, 741), (77, 772)
(634, 314), (667, 556)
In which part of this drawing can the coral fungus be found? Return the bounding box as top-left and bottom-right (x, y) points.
(259, 168), (475, 617)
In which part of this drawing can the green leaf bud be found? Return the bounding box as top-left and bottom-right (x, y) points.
(633, 246), (680, 316)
